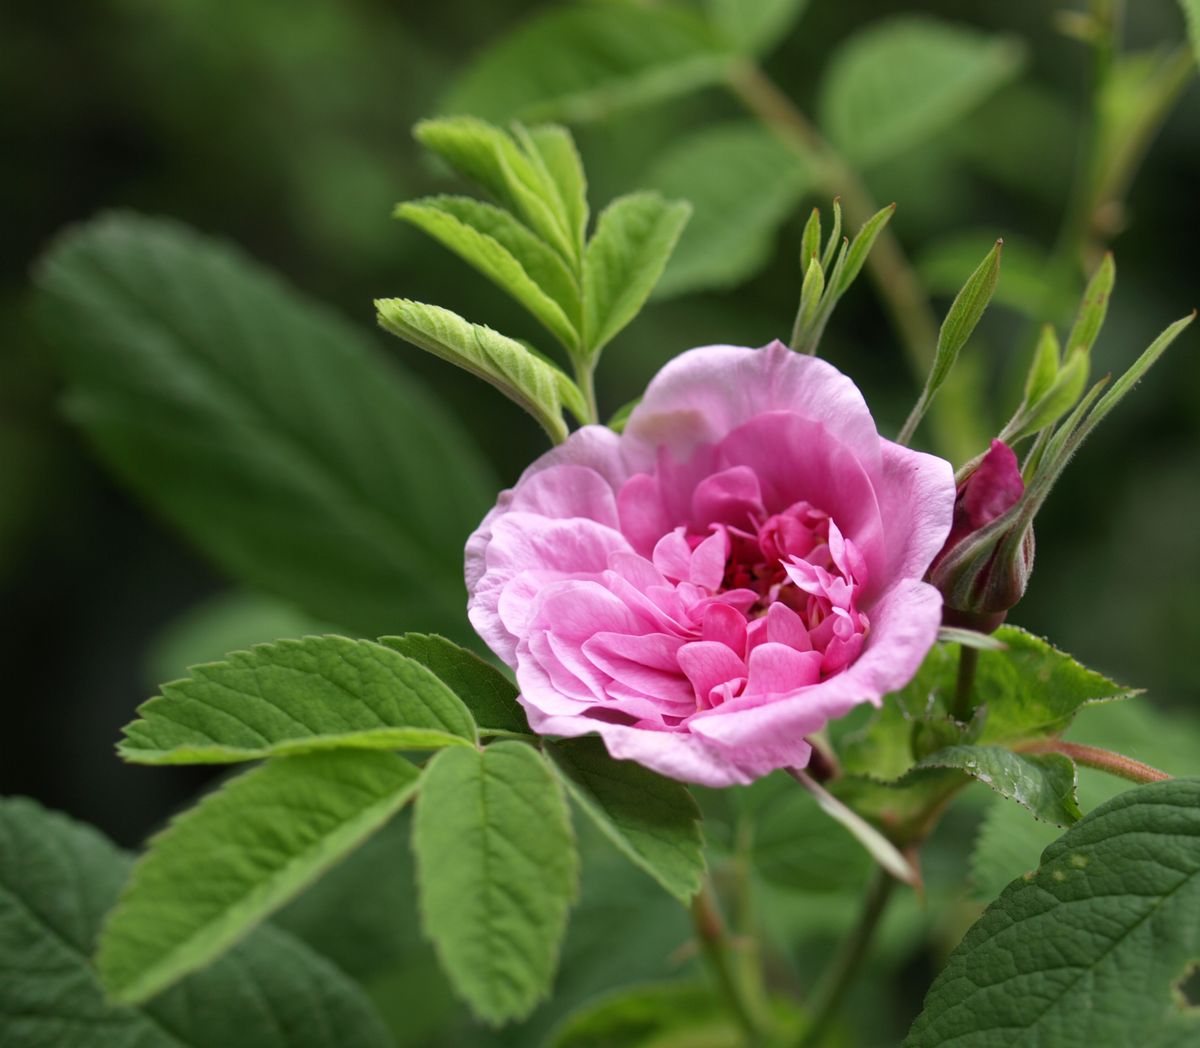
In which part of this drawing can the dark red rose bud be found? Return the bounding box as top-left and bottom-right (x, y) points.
(930, 439), (1034, 628)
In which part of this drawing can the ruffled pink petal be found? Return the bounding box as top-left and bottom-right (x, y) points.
(470, 516), (631, 664)
(677, 641), (747, 710)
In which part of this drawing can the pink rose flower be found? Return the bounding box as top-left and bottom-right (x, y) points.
(466, 342), (956, 786)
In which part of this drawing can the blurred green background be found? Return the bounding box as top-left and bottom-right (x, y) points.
(2, 1), (1197, 1042)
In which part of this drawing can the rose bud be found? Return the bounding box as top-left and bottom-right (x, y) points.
(929, 439), (1034, 631)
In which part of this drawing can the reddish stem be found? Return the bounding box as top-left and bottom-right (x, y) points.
(1024, 740), (1170, 784)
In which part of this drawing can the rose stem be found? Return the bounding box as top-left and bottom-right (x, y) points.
(951, 644), (980, 723)
(691, 879), (766, 1044)
(797, 868), (897, 1048)
(724, 62), (973, 460)
(1022, 740), (1170, 784)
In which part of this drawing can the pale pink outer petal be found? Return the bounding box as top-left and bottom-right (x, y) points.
(687, 578), (943, 756)
(523, 707), (813, 787)
(623, 342), (882, 474)
(873, 440), (956, 586)
(465, 426), (639, 593)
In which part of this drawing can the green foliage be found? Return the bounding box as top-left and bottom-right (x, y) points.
(706, 0), (810, 56)
(396, 195), (581, 350)
(749, 782), (873, 892)
(0, 798), (393, 1048)
(898, 238), (1002, 444)
(547, 981), (741, 1048)
(833, 630), (1130, 840)
(906, 779), (1200, 1046)
(415, 116), (582, 264)
(1065, 252), (1115, 354)
(917, 231), (1059, 319)
(912, 745), (1082, 827)
(442, 5), (734, 123)
(119, 635), (477, 764)
(790, 202), (895, 354)
(375, 297), (576, 441)
(640, 122), (812, 298)
(1182, 0), (1200, 62)
(96, 750), (421, 1003)
(582, 192), (692, 359)
(970, 698), (1200, 901)
(380, 632), (530, 736)
(143, 590), (334, 688)
(548, 736), (705, 903)
(414, 741), (578, 1024)
(34, 213), (493, 640)
(820, 17), (1024, 167)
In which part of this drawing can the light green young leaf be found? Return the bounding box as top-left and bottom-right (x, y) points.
(548, 737), (705, 904)
(396, 196), (580, 349)
(97, 751), (422, 1004)
(119, 635), (477, 765)
(414, 117), (578, 263)
(912, 745), (1082, 827)
(379, 632), (529, 737)
(1002, 347), (1088, 444)
(520, 123), (590, 258)
(820, 17), (1024, 167)
(1025, 324), (1063, 402)
(800, 206), (822, 270)
(1065, 252), (1115, 354)
(835, 202), (895, 296)
(375, 297), (572, 442)
(639, 122), (812, 298)
(917, 231), (1062, 319)
(0, 798), (393, 1048)
(906, 779), (1200, 1046)
(706, 0), (811, 55)
(791, 252), (826, 351)
(442, 5), (734, 124)
(582, 192), (691, 358)
(34, 213), (495, 641)
(414, 742), (578, 1025)
(897, 239), (1001, 445)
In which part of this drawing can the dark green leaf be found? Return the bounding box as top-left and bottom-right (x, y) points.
(906, 779), (1200, 1046)
(750, 784), (873, 892)
(97, 751), (421, 1003)
(120, 635), (477, 764)
(414, 742), (578, 1024)
(548, 737), (704, 903)
(820, 17), (1024, 166)
(582, 192), (691, 357)
(380, 632), (529, 736)
(442, 6), (733, 124)
(913, 745), (1082, 827)
(35, 213), (494, 640)
(0, 798), (392, 1048)
(640, 122), (812, 298)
